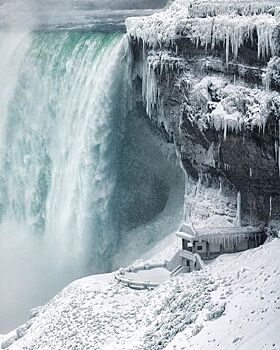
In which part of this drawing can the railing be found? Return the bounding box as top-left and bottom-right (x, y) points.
(170, 265), (183, 277)
(179, 250), (197, 262)
(194, 253), (206, 270)
(170, 265), (190, 276)
(115, 250), (206, 290)
(115, 261), (167, 290)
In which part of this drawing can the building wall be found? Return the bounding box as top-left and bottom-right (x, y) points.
(191, 234), (263, 257)
(194, 241), (207, 254)
(209, 242), (221, 254)
(237, 239), (249, 251)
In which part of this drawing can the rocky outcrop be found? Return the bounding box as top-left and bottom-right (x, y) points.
(126, 0), (280, 228)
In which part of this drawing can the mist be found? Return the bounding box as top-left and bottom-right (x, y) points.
(75, 0), (168, 10)
(0, 222), (82, 333)
(0, 0), (168, 30)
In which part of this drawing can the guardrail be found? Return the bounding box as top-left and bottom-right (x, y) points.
(115, 251), (206, 290)
(179, 250), (197, 262)
(115, 261), (167, 290)
(194, 253), (206, 270)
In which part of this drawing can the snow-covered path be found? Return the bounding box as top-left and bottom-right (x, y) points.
(1, 239), (280, 350)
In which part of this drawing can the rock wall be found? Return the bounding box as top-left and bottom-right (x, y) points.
(126, 0), (280, 228)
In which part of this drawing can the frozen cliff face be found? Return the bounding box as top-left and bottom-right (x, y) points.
(126, 0), (280, 227)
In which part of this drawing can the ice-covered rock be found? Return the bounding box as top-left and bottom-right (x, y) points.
(126, 1), (280, 65)
(126, 0), (280, 226)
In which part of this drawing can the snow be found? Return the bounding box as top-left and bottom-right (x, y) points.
(165, 240), (280, 349)
(1, 1), (280, 348)
(1, 235), (280, 350)
(125, 268), (170, 284)
(189, 0), (280, 17)
(126, 0), (189, 48)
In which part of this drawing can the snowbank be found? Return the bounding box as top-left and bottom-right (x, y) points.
(166, 239), (280, 349)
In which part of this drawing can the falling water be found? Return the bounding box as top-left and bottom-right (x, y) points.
(0, 30), (129, 330)
(0, 28), (184, 332)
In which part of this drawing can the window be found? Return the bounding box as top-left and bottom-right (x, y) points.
(197, 245), (203, 251)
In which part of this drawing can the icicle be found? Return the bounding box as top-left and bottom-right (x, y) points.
(224, 120), (227, 141)
(263, 68), (271, 92)
(279, 120), (280, 176)
(236, 192), (242, 227)
(275, 140), (278, 161)
(278, 146), (280, 176)
(225, 29), (230, 67)
(269, 196), (272, 221)
(196, 175), (202, 197)
(224, 163), (230, 171)
(249, 168), (253, 178)
(217, 181), (222, 199)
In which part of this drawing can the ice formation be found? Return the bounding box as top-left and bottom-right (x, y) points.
(126, 0), (280, 230)
(138, 59), (280, 137)
(236, 192), (242, 227)
(126, 1), (280, 65)
(265, 56), (280, 91)
(192, 77), (280, 134)
(189, 0), (280, 18)
(126, 0), (280, 149)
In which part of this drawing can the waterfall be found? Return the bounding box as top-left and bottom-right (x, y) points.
(0, 29), (184, 332)
(0, 31), (126, 266)
(0, 31), (128, 331)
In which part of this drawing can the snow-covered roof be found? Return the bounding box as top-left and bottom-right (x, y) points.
(177, 223), (264, 240)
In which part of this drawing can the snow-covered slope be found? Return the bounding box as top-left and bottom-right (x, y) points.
(1, 238), (279, 350)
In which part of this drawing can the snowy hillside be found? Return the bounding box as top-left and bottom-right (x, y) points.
(1, 237), (279, 349)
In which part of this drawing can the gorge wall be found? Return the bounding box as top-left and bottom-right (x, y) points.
(126, 0), (280, 230)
